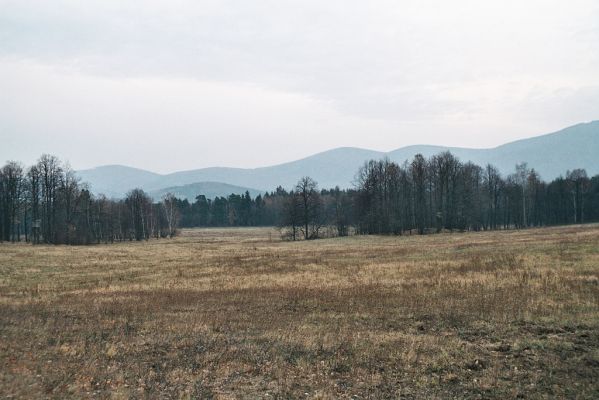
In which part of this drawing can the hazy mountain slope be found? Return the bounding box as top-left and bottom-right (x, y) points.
(76, 165), (161, 198)
(148, 182), (263, 201)
(387, 145), (491, 166)
(143, 147), (384, 192)
(486, 121), (599, 179)
(387, 121), (599, 179)
(77, 120), (599, 197)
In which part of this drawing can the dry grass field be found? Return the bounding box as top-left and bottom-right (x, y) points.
(1, 225), (599, 399)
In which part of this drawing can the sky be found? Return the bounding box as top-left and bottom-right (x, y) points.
(1, 0), (598, 173)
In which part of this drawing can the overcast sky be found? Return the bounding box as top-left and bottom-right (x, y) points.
(1, 0), (598, 173)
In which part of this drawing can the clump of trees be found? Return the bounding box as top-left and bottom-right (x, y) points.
(351, 153), (599, 235)
(0, 155), (179, 244)
(279, 177), (324, 240)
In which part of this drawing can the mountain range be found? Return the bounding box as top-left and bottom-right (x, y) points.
(77, 120), (599, 200)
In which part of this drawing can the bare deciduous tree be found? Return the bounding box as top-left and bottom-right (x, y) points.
(295, 177), (323, 240)
(567, 169), (589, 224)
(162, 192), (179, 238)
(514, 162), (530, 228)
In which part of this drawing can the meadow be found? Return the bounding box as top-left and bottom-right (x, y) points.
(1, 225), (598, 399)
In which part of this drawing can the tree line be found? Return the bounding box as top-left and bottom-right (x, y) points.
(0, 155), (178, 244)
(171, 152), (599, 239)
(2, 152), (599, 244)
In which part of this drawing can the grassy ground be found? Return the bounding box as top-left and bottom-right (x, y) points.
(1, 225), (598, 399)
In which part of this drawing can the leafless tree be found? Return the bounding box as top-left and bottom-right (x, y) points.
(410, 154), (427, 234)
(0, 161), (25, 241)
(279, 191), (300, 240)
(162, 192), (179, 238)
(483, 164), (502, 230)
(37, 154), (63, 243)
(126, 188), (152, 240)
(567, 169), (589, 223)
(27, 165), (41, 243)
(295, 176), (323, 240)
(514, 162), (530, 227)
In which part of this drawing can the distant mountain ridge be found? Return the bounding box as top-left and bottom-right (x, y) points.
(77, 121), (599, 198)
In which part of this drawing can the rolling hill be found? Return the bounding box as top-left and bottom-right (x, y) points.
(77, 120), (599, 198)
(148, 182), (263, 202)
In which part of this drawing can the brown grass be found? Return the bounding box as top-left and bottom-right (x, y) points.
(1, 225), (599, 399)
